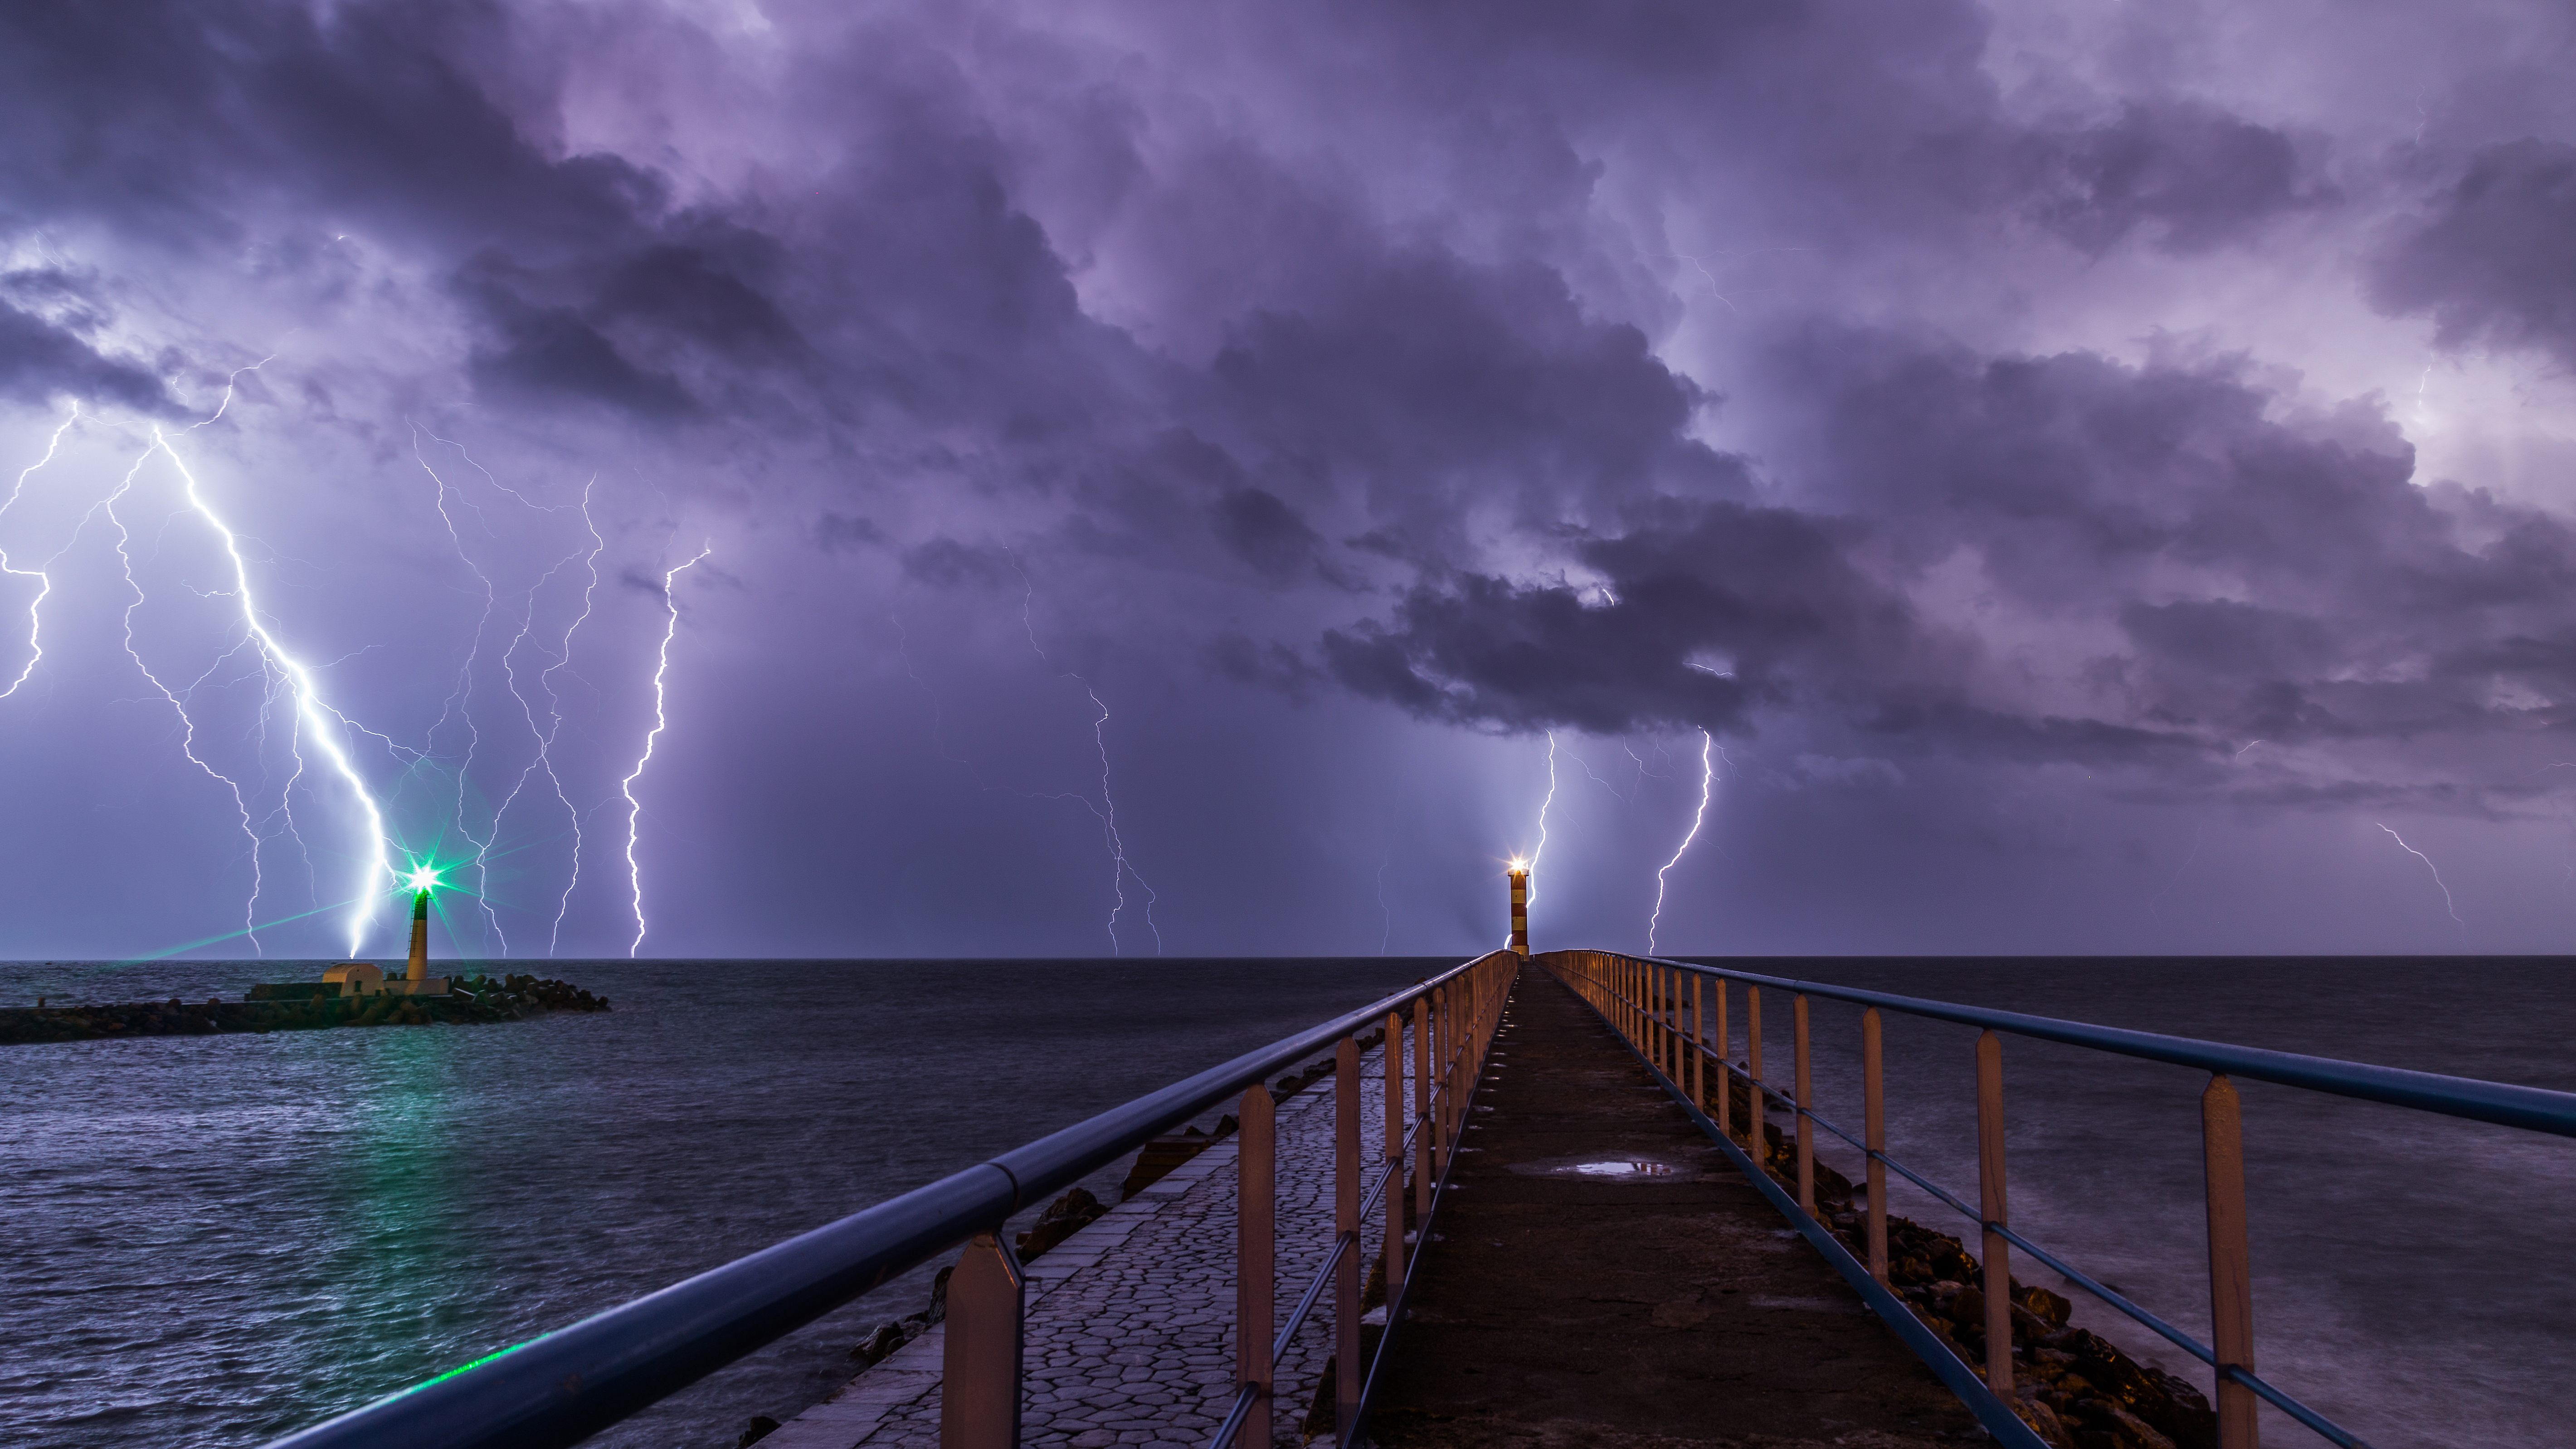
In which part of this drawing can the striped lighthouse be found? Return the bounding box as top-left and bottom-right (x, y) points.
(1508, 862), (1529, 955)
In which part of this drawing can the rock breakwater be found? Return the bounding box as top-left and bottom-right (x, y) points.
(0, 972), (609, 1046)
(1713, 1066), (2216, 1449)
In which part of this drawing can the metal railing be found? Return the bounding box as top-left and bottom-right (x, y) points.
(261, 949), (1520, 1449)
(1543, 949), (2576, 1449)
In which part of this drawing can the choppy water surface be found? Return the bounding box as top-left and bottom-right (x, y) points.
(0, 957), (1428, 1449)
(1697, 956), (2576, 1449)
(5, 955), (2570, 1449)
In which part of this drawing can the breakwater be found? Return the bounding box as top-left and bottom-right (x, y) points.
(0, 973), (609, 1045)
(1711, 1066), (2217, 1449)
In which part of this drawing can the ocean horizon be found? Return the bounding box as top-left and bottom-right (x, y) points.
(5, 954), (2568, 1449)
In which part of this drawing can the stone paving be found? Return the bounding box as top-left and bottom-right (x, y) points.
(767, 1039), (1410, 1449)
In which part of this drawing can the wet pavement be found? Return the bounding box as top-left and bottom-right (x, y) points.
(1361, 965), (1982, 1449)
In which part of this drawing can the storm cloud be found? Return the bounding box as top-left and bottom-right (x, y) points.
(0, 0), (2572, 957)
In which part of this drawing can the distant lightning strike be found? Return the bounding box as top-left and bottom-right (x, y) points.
(0, 407), (82, 698)
(622, 543), (710, 958)
(414, 433), (604, 958)
(1647, 730), (1715, 954)
(414, 427), (507, 948)
(1561, 740), (1632, 801)
(1015, 560), (1161, 955)
(1514, 732), (1559, 945)
(510, 479), (606, 958)
(2376, 823), (2464, 932)
(100, 442), (270, 945)
(2, 383), (686, 960)
(151, 423), (394, 956)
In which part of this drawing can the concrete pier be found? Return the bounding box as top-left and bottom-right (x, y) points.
(1362, 966), (1979, 1448)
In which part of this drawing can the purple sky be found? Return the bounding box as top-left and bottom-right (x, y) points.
(4, 0), (2576, 961)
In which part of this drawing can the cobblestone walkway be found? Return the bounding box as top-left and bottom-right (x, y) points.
(768, 1039), (1407, 1449)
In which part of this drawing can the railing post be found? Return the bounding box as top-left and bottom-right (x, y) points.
(2204, 1075), (2260, 1449)
(1661, 965), (1673, 1077)
(1657, 963), (1670, 1075)
(1975, 1030), (2011, 1398)
(1747, 986), (1765, 1163)
(1429, 987), (1447, 1177)
(1237, 1083), (1274, 1448)
(1383, 1011), (1405, 1306)
(1649, 962), (1662, 1072)
(1412, 999), (1431, 1224)
(1793, 993), (1814, 1216)
(1335, 1035), (1361, 1437)
(1863, 1007), (1888, 1285)
(1642, 961), (1654, 1066)
(1689, 973), (1704, 1112)
(940, 1233), (1024, 1449)
(1441, 984), (1458, 1156)
(1712, 978), (1731, 1143)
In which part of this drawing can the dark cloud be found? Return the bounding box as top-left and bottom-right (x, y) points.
(461, 272), (700, 418)
(1212, 487), (1328, 584)
(5, 0), (2571, 955)
(2371, 139), (2576, 369)
(901, 537), (1021, 589)
(1321, 326), (2576, 775)
(0, 0), (661, 255)
(1204, 252), (1740, 546)
(2030, 102), (2328, 255)
(810, 511), (885, 553)
(1321, 498), (1901, 736)
(0, 298), (175, 413)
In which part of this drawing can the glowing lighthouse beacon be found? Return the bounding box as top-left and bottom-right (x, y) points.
(393, 867), (451, 996)
(320, 867), (451, 998)
(1507, 859), (1530, 955)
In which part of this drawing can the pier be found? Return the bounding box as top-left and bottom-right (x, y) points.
(1360, 965), (1975, 1447)
(257, 934), (2576, 1449)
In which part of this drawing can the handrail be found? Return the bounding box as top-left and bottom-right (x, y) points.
(1548, 950), (2544, 1449)
(261, 952), (1512, 1449)
(1715, 1049), (2362, 1446)
(1637, 956), (2576, 1138)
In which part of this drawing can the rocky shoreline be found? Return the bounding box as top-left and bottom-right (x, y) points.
(0, 973), (610, 1046)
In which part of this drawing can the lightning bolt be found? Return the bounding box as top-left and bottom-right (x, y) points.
(622, 543), (710, 958)
(1515, 730), (1559, 944)
(413, 426), (506, 948)
(2145, 821), (2205, 923)
(544, 485), (606, 956)
(1013, 560), (1161, 956)
(101, 441), (268, 945)
(149, 420), (394, 956)
(1067, 681), (1160, 955)
(0, 406), (82, 698)
(1561, 740), (1633, 801)
(1647, 729), (1715, 954)
(2375, 822), (2464, 934)
(415, 432), (600, 958)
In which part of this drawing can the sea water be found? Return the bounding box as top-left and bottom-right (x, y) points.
(2, 956), (2568, 1448)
